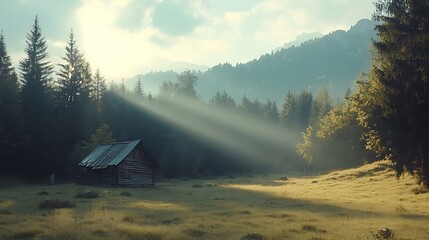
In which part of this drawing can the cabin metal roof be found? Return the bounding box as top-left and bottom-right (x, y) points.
(79, 139), (141, 169)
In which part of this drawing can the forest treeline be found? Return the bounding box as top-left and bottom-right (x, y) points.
(1, 0), (428, 186)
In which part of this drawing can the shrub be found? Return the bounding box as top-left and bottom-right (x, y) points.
(76, 191), (99, 199)
(12, 230), (40, 240)
(120, 191), (131, 197)
(412, 186), (429, 195)
(302, 225), (317, 232)
(240, 233), (267, 240)
(122, 216), (135, 223)
(39, 200), (75, 209)
(0, 209), (12, 215)
(37, 191), (49, 195)
(183, 228), (206, 238)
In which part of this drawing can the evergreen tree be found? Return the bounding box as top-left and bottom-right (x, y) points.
(0, 32), (22, 172)
(263, 99), (279, 122)
(280, 91), (297, 127)
(177, 70), (198, 98)
(159, 70), (198, 99)
(134, 78), (145, 98)
(92, 68), (107, 108)
(210, 90), (236, 109)
(354, 0), (429, 186)
(239, 95), (252, 115)
(57, 30), (94, 144)
(19, 17), (55, 176)
(296, 91), (313, 131)
(309, 88), (332, 126)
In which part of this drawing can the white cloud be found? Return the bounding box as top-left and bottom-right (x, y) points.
(74, 0), (373, 80)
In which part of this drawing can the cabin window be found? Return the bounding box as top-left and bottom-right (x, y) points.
(133, 149), (139, 159)
(123, 170), (132, 179)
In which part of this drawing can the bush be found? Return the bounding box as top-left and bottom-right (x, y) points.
(0, 209), (12, 215)
(76, 191), (99, 199)
(39, 200), (75, 209)
(183, 228), (206, 238)
(412, 186), (429, 195)
(120, 191), (131, 197)
(240, 233), (267, 240)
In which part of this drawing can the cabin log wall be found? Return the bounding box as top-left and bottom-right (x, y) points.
(118, 151), (154, 186)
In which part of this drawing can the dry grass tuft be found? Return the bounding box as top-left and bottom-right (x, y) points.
(76, 190), (99, 199)
(183, 228), (207, 238)
(139, 232), (163, 240)
(93, 229), (109, 237)
(412, 186), (429, 195)
(120, 191), (131, 196)
(39, 199), (75, 209)
(395, 203), (407, 213)
(0, 209), (12, 215)
(301, 224), (326, 233)
(240, 232), (267, 240)
(12, 230), (40, 240)
(239, 210), (251, 215)
(268, 213), (293, 218)
(160, 217), (181, 225)
(122, 216), (136, 223)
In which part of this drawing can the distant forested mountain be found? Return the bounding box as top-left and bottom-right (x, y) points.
(126, 19), (376, 103)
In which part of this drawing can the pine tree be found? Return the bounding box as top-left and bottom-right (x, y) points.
(92, 68), (107, 107)
(355, 0), (429, 186)
(309, 88), (332, 126)
(280, 91), (297, 128)
(177, 70), (198, 98)
(57, 30), (94, 144)
(210, 90), (236, 109)
(134, 78), (144, 98)
(0, 32), (22, 172)
(263, 99), (279, 122)
(19, 17), (55, 176)
(239, 95), (252, 114)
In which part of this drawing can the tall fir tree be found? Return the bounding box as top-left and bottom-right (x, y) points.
(134, 78), (145, 98)
(0, 32), (22, 172)
(19, 17), (55, 176)
(354, 0), (429, 186)
(92, 68), (107, 127)
(280, 91), (297, 128)
(57, 30), (94, 144)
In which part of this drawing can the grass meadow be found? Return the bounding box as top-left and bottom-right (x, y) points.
(1, 161), (428, 240)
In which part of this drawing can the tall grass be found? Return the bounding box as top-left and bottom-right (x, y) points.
(0, 161), (427, 239)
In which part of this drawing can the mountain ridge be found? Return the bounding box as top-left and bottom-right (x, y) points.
(125, 18), (376, 104)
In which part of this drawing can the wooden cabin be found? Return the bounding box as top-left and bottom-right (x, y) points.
(77, 139), (156, 186)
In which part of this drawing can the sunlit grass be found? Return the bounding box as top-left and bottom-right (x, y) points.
(0, 161), (428, 239)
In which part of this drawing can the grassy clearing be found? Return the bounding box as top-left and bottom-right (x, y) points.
(0, 161), (428, 240)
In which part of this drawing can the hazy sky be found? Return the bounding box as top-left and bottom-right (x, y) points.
(0, 0), (374, 80)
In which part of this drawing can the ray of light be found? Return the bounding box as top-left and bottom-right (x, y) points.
(122, 93), (302, 165)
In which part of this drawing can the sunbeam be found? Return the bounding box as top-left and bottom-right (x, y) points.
(120, 93), (302, 166)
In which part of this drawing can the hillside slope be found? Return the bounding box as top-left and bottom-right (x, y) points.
(126, 19), (376, 103)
